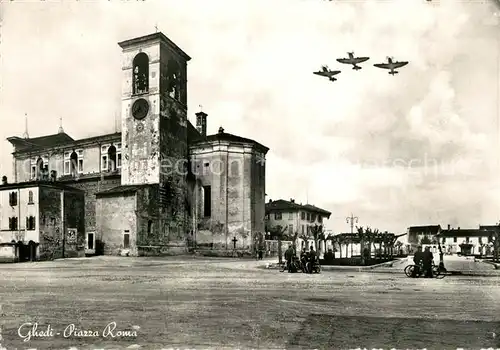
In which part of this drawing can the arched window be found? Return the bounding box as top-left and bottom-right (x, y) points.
(166, 59), (181, 100)
(133, 53), (149, 95)
(70, 151), (78, 176)
(107, 145), (117, 171)
(36, 157), (44, 180)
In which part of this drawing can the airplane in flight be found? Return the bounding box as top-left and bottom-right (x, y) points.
(373, 57), (409, 75)
(313, 65), (341, 82)
(336, 52), (370, 70)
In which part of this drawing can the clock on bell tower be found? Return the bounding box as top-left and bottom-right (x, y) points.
(118, 32), (191, 186)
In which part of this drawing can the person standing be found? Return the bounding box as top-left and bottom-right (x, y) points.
(284, 244), (294, 272)
(422, 246), (434, 278)
(412, 246), (423, 278)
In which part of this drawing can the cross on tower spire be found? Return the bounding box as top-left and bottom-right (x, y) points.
(22, 113), (29, 139)
(155, 23), (158, 33)
(58, 116), (65, 134)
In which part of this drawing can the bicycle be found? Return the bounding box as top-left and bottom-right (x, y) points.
(279, 257), (304, 273)
(306, 260), (321, 274)
(404, 262), (445, 279)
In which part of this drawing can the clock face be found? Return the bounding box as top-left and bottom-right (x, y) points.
(131, 98), (149, 120)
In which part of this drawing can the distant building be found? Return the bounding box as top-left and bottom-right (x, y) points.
(1, 32), (268, 260)
(264, 198), (331, 249)
(0, 181), (84, 262)
(407, 225), (441, 251)
(438, 225), (494, 256)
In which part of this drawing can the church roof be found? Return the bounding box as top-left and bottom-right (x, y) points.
(187, 120), (202, 144)
(194, 127), (269, 153)
(7, 132), (123, 155)
(7, 133), (75, 152)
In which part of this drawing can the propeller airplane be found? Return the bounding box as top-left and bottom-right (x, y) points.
(336, 52), (370, 70)
(313, 65), (341, 82)
(373, 56), (409, 75)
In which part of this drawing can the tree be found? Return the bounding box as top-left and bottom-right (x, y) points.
(299, 233), (310, 252)
(356, 226), (369, 265)
(310, 224), (323, 257)
(269, 225), (287, 263)
(395, 241), (403, 256)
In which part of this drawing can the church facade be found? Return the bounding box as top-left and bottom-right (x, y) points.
(0, 32), (268, 261)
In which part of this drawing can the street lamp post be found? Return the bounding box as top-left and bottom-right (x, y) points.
(346, 213), (358, 257)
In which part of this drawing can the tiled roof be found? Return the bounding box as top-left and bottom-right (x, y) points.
(96, 184), (158, 197)
(479, 225), (500, 232)
(302, 204), (331, 217)
(0, 180), (84, 192)
(265, 199), (331, 218)
(408, 225), (441, 234)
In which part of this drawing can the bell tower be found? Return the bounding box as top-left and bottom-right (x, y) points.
(118, 32), (191, 186)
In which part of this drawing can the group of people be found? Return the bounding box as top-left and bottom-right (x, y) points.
(284, 244), (318, 273)
(412, 246), (434, 278)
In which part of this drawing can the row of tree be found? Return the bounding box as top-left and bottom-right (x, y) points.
(267, 224), (405, 264)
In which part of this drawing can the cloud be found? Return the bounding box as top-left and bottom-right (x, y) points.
(1, 0), (499, 233)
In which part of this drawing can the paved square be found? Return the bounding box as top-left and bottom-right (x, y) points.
(1, 257), (500, 349)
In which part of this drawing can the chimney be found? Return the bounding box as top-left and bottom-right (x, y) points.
(269, 199), (272, 203)
(195, 111), (207, 137)
(290, 198), (294, 203)
(448, 224), (450, 230)
(457, 227), (460, 231)
(1, 176), (7, 185)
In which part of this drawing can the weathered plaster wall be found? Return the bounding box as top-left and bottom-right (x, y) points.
(95, 193), (137, 256)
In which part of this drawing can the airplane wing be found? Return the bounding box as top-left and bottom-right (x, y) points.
(336, 58), (352, 64)
(374, 63), (391, 69)
(353, 57), (369, 63)
(313, 71), (328, 77)
(313, 70), (340, 77)
(392, 61), (408, 68)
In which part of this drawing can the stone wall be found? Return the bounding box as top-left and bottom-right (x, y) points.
(63, 190), (85, 258)
(37, 186), (84, 260)
(38, 186), (63, 260)
(95, 192), (137, 256)
(60, 174), (121, 250)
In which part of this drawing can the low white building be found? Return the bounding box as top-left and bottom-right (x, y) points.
(438, 226), (494, 256)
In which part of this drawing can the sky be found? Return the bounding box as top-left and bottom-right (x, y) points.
(1, 0), (500, 236)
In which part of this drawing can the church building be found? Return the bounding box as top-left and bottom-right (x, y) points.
(0, 32), (269, 261)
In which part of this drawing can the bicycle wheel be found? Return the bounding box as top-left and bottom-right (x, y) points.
(279, 263), (287, 272)
(404, 265), (415, 277)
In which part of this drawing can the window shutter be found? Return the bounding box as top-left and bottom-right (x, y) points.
(9, 218), (12, 230)
(26, 217), (29, 229)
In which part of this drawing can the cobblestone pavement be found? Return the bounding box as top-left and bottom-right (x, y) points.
(1, 256), (499, 349)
